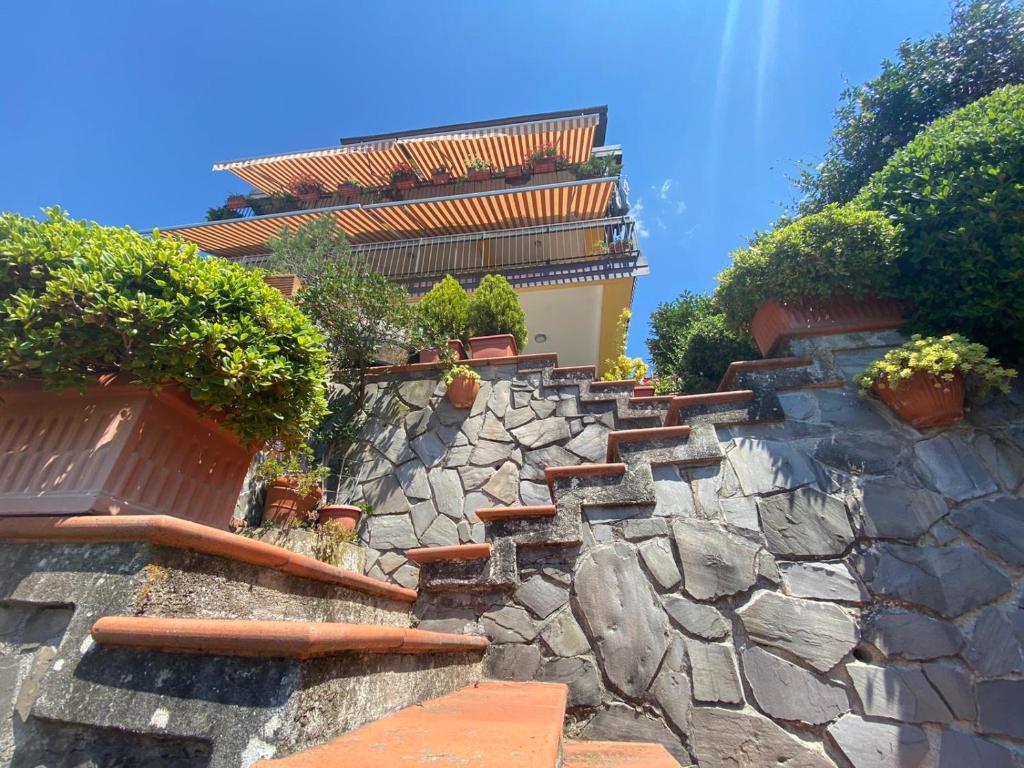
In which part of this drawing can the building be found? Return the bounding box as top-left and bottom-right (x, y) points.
(161, 106), (648, 372)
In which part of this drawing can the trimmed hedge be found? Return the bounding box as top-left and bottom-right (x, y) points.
(0, 209), (329, 449)
(715, 204), (903, 330)
(854, 84), (1024, 361)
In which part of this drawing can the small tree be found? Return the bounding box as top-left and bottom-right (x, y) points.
(416, 274), (470, 346)
(266, 216), (415, 404)
(466, 274), (528, 351)
(601, 309), (647, 382)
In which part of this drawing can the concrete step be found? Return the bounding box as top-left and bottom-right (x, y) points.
(477, 505), (557, 522)
(415, 539), (518, 593)
(606, 425), (692, 462)
(408, 543), (492, 564)
(717, 355), (840, 392)
(91, 616), (488, 657)
(252, 681), (567, 768)
(564, 741), (684, 768)
(545, 463), (627, 495)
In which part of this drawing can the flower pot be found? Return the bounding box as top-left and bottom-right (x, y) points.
(319, 504), (361, 531)
(226, 196), (248, 211)
(295, 190), (321, 203)
(873, 370), (965, 429)
(431, 171), (453, 185)
(467, 168), (491, 181)
(419, 340), (466, 364)
(263, 273), (303, 298)
(609, 240), (630, 254)
(447, 376), (481, 409)
(750, 297), (905, 357)
(337, 184), (360, 202)
(0, 378), (254, 528)
(633, 385), (655, 398)
(394, 178), (417, 191)
(262, 476), (323, 527)
(531, 158), (557, 174)
(504, 165), (524, 180)
(468, 334), (518, 359)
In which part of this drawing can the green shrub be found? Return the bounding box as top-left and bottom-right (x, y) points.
(854, 84), (1024, 361)
(857, 334), (1016, 395)
(206, 205), (242, 222)
(417, 275), (470, 346)
(0, 209), (330, 450)
(601, 309), (647, 381)
(466, 274), (528, 351)
(715, 204), (903, 329)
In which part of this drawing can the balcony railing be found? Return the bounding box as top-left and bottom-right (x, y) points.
(239, 216), (639, 282)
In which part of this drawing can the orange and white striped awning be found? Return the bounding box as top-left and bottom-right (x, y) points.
(213, 114), (600, 195)
(161, 178), (616, 258)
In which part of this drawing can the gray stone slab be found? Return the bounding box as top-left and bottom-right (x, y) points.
(738, 591), (859, 673)
(950, 497), (1024, 566)
(685, 639), (743, 704)
(728, 438), (816, 495)
(622, 517), (670, 540)
(827, 714), (928, 768)
(396, 379), (435, 410)
(573, 541), (670, 698)
(742, 646), (850, 724)
(857, 479), (948, 540)
(530, 399), (556, 419)
(511, 417), (571, 448)
(653, 465), (697, 517)
(427, 468), (464, 520)
(978, 679), (1024, 739)
(914, 434), (997, 501)
(366, 514), (417, 550)
(479, 412), (513, 443)
(537, 657), (603, 707)
(480, 605), (539, 644)
(866, 610), (963, 660)
(483, 643), (541, 682)
(936, 729), (1021, 768)
(487, 380), (511, 418)
(564, 424), (608, 463)
(540, 607), (591, 657)
(758, 487), (854, 557)
(779, 561), (868, 603)
(638, 538), (682, 590)
(672, 518), (760, 600)
(470, 439), (514, 467)
(650, 636), (691, 733)
(847, 662), (953, 723)
(396, 461), (431, 502)
(458, 465), (492, 491)
(519, 480), (551, 507)
(813, 389), (892, 430)
(690, 708), (836, 768)
(504, 406), (535, 430)
(922, 662), (976, 721)
(482, 461), (519, 505)
(967, 605), (1024, 676)
(973, 431), (1024, 493)
(361, 473), (410, 516)
(420, 514), (459, 547)
(514, 576), (568, 619)
(660, 594), (729, 640)
(469, 380), (492, 417)
(411, 430), (447, 468)
(581, 704), (691, 765)
(815, 433), (900, 475)
(409, 500), (436, 538)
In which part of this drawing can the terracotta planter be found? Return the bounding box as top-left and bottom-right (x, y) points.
(226, 196), (248, 211)
(609, 240), (630, 254)
(447, 376), (481, 409)
(319, 504), (361, 531)
(750, 297), (905, 357)
(531, 158), (557, 174)
(337, 184), (360, 201)
(469, 334), (518, 359)
(633, 385), (655, 398)
(467, 168), (491, 181)
(295, 190), (321, 203)
(873, 370), (965, 429)
(394, 178), (417, 191)
(262, 476), (323, 526)
(431, 171), (453, 185)
(419, 340), (466, 364)
(504, 164), (524, 180)
(0, 378), (253, 528)
(263, 273), (303, 298)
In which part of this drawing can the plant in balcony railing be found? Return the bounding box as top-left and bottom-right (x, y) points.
(571, 156), (623, 179)
(431, 166), (453, 185)
(249, 192), (300, 216)
(466, 273), (528, 357)
(337, 178), (361, 201)
(285, 173), (325, 203)
(466, 156), (493, 181)
(389, 162), (418, 191)
(529, 143), (563, 174)
(590, 238), (610, 256)
(206, 205), (243, 222)
(226, 194), (249, 211)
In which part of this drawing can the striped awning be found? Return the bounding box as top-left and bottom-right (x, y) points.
(213, 114), (600, 195)
(161, 178), (616, 258)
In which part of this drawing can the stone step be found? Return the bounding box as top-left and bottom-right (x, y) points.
(552, 365), (597, 377)
(606, 426), (693, 462)
(0, 514), (416, 604)
(545, 463), (627, 494)
(718, 356), (838, 392)
(477, 505), (557, 522)
(408, 543), (492, 564)
(91, 616), (488, 657)
(417, 538), (518, 593)
(589, 379), (639, 393)
(663, 388), (785, 429)
(252, 681), (567, 768)
(564, 741), (684, 768)
(628, 394), (675, 406)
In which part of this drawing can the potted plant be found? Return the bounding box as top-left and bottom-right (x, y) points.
(226, 194), (249, 211)
(415, 275), (470, 363)
(0, 210), (330, 528)
(504, 163), (526, 181)
(337, 178), (361, 202)
(431, 166), (453, 185)
(715, 205), (905, 357)
(255, 448), (329, 526)
(609, 239), (630, 255)
(318, 503), (364, 532)
(466, 274), (528, 358)
(206, 205), (243, 222)
(249, 192), (300, 216)
(443, 364), (482, 409)
(857, 334), (1016, 428)
(570, 156), (623, 179)
(286, 173), (324, 204)
(466, 157), (493, 181)
(390, 162), (419, 191)
(529, 143), (562, 174)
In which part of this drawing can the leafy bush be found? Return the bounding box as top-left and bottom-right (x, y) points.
(857, 334), (1016, 395)
(266, 216), (416, 401)
(206, 205), (242, 222)
(854, 84), (1024, 361)
(571, 156), (623, 179)
(417, 275), (470, 346)
(253, 447), (330, 495)
(799, 0), (1024, 211)
(0, 209), (330, 449)
(715, 205), (903, 329)
(466, 274), (528, 351)
(646, 292), (757, 394)
(601, 309), (647, 381)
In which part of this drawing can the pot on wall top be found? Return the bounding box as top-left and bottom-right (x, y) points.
(750, 296), (905, 357)
(262, 476), (323, 527)
(318, 504), (362, 531)
(873, 370), (965, 429)
(468, 334), (518, 359)
(446, 376), (481, 409)
(419, 340), (466, 364)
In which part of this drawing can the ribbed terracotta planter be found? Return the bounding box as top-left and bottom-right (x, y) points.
(531, 158), (557, 174)
(319, 504), (362, 531)
(750, 297), (904, 357)
(468, 334), (518, 359)
(0, 379), (253, 528)
(419, 340), (466, 364)
(467, 168), (492, 181)
(873, 370), (965, 428)
(262, 477), (323, 526)
(263, 273), (303, 298)
(447, 376), (481, 409)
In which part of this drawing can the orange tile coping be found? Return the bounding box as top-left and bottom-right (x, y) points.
(606, 425), (692, 462)
(407, 543), (492, 564)
(545, 463), (627, 494)
(564, 741), (682, 768)
(365, 353), (558, 378)
(717, 356), (814, 391)
(0, 515), (417, 604)
(665, 389), (754, 426)
(91, 617), (488, 658)
(253, 681), (567, 768)
(476, 505), (557, 522)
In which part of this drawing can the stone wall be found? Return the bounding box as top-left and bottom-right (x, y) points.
(345, 333), (1024, 767)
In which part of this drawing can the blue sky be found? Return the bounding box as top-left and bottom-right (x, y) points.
(1, 1), (950, 359)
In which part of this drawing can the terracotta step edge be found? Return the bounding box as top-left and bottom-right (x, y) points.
(91, 616), (488, 658)
(544, 463), (626, 493)
(606, 425), (693, 461)
(476, 505), (557, 522)
(407, 543), (492, 564)
(0, 515), (416, 603)
(628, 395), (675, 405)
(588, 379), (637, 389)
(665, 389), (755, 425)
(563, 740), (682, 768)
(717, 356), (813, 391)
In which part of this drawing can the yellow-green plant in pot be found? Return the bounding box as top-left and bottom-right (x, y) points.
(443, 364), (481, 409)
